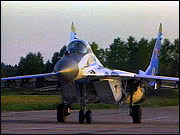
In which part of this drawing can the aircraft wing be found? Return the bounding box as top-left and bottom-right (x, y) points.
(135, 74), (179, 82)
(81, 64), (136, 78)
(1, 72), (59, 81)
(85, 71), (136, 78)
(83, 65), (179, 83)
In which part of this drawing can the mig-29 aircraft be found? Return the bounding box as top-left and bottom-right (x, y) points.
(1, 22), (179, 124)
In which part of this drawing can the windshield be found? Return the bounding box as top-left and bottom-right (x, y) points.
(67, 41), (87, 54)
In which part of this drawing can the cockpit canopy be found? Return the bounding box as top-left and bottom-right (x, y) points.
(67, 41), (88, 54)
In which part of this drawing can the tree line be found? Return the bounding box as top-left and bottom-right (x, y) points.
(1, 36), (179, 78)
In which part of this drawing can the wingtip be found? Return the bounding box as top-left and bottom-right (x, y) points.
(159, 23), (162, 33)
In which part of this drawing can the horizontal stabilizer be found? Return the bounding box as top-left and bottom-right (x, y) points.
(148, 81), (156, 86)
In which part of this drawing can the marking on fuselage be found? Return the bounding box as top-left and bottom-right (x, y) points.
(105, 72), (109, 76)
(111, 71), (119, 76)
(89, 70), (96, 74)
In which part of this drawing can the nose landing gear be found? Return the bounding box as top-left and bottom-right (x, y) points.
(85, 110), (92, 124)
(79, 109), (92, 124)
(77, 79), (93, 124)
(56, 79), (93, 124)
(79, 110), (85, 124)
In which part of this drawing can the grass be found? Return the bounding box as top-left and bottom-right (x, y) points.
(142, 97), (179, 107)
(1, 95), (61, 112)
(71, 103), (119, 110)
(1, 87), (60, 95)
(1, 95), (120, 112)
(1, 87), (179, 112)
(142, 89), (179, 107)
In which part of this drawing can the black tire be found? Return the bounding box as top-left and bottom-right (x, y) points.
(85, 110), (92, 124)
(79, 110), (85, 124)
(57, 104), (66, 122)
(131, 105), (142, 124)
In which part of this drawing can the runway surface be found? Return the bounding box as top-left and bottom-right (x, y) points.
(1, 106), (179, 134)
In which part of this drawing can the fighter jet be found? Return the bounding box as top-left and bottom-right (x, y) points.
(1, 22), (179, 124)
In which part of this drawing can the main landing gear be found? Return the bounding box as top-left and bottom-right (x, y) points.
(129, 85), (142, 124)
(57, 80), (93, 124)
(57, 102), (70, 122)
(130, 105), (142, 123)
(57, 78), (142, 124)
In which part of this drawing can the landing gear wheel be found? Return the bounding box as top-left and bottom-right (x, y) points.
(79, 110), (85, 124)
(85, 110), (92, 124)
(131, 105), (142, 124)
(57, 104), (66, 122)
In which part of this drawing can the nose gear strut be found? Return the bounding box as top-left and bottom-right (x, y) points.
(75, 79), (93, 124)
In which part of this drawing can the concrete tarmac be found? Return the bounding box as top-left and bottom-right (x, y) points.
(1, 106), (179, 134)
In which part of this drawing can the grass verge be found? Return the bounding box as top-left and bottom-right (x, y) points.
(1, 95), (61, 112)
(1, 87), (60, 95)
(142, 89), (179, 107)
(142, 96), (179, 107)
(1, 88), (179, 112)
(71, 103), (119, 110)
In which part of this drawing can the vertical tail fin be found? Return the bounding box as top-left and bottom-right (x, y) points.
(144, 23), (163, 75)
(70, 22), (78, 41)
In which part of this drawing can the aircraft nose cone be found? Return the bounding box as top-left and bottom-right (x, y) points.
(54, 56), (79, 81)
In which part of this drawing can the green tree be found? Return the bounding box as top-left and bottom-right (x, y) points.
(166, 38), (179, 77)
(98, 48), (106, 66)
(1, 63), (18, 77)
(159, 39), (172, 76)
(43, 60), (53, 73)
(90, 41), (99, 56)
(90, 41), (106, 65)
(126, 36), (139, 72)
(135, 37), (152, 72)
(51, 46), (66, 67)
(17, 52), (44, 75)
(1, 62), (7, 77)
(51, 52), (60, 68)
(105, 37), (128, 70)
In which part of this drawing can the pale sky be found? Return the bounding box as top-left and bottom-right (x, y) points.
(1, 1), (179, 65)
